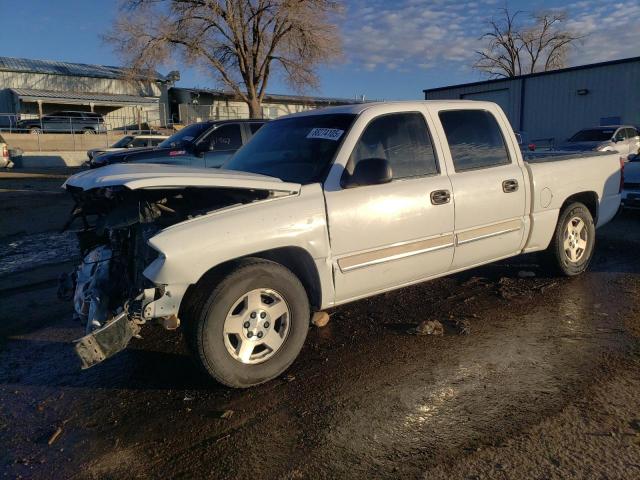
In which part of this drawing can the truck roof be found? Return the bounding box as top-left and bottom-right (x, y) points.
(280, 100), (499, 118)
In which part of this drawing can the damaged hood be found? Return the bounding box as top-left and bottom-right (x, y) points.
(63, 163), (301, 194)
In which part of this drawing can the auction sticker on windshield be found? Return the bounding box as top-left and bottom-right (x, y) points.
(306, 128), (344, 141)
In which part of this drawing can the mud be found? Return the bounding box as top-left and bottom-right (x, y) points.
(1, 170), (639, 479)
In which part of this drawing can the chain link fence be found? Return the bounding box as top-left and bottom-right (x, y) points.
(0, 109), (174, 152)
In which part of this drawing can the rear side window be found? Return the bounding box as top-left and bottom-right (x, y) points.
(208, 124), (242, 151)
(625, 128), (638, 138)
(439, 110), (511, 172)
(349, 112), (439, 179)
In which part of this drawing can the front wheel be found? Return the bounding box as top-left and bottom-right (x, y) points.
(543, 202), (595, 276)
(184, 259), (310, 388)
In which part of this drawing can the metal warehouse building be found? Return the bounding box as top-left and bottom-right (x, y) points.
(0, 56), (171, 129)
(424, 56), (640, 146)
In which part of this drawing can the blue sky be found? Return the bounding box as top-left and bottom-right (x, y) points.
(1, 0), (639, 100)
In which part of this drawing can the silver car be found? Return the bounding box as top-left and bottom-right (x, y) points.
(559, 125), (640, 155)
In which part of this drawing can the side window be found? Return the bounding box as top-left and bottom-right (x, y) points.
(625, 128), (638, 139)
(349, 112), (439, 179)
(208, 124), (242, 151)
(249, 123), (264, 135)
(150, 139), (163, 146)
(439, 110), (511, 172)
(131, 138), (147, 147)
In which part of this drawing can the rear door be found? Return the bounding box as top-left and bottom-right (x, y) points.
(430, 106), (527, 269)
(325, 109), (455, 303)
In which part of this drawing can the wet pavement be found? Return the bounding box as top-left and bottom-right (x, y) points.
(1, 171), (640, 479)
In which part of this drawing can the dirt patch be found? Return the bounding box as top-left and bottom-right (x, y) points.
(1, 172), (640, 479)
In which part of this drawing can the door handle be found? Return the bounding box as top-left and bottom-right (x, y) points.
(430, 189), (451, 205)
(502, 179), (519, 193)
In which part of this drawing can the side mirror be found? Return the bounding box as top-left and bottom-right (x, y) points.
(344, 158), (392, 188)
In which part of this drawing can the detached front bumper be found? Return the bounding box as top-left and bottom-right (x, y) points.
(61, 245), (190, 369)
(74, 311), (141, 369)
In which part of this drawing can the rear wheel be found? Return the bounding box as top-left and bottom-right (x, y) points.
(82, 128), (96, 135)
(184, 259), (310, 388)
(29, 127), (42, 134)
(543, 202), (595, 276)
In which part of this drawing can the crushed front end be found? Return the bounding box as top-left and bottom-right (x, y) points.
(59, 183), (269, 368)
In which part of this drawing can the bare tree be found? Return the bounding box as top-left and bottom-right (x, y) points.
(106, 0), (343, 118)
(474, 8), (583, 78)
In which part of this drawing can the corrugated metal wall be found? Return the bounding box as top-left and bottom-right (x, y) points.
(424, 79), (524, 130)
(424, 59), (640, 145)
(0, 71), (161, 97)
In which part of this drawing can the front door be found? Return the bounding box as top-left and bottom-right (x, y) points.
(203, 123), (244, 168)
(325, 110), (455, 304)
(434, 107), (527, 269)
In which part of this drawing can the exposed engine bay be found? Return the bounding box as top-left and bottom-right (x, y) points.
(59, 184), (272, 368)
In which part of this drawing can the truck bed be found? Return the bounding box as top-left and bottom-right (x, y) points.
(524, 151), (615, 164)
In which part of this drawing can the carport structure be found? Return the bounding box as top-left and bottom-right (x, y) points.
(8, 88), (161, 130)
(0, 56), (171, 130)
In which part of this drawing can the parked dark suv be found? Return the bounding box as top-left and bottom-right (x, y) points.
(17, 111), (107, 134)
(90, 119), (266, 168)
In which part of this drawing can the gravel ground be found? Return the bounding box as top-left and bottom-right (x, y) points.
(1, 170), (639, 479)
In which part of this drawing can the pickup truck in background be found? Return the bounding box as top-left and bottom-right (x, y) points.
(61, 101), (622, 388)
(622, 152), (640, 209)
(89, 119), (266, 169)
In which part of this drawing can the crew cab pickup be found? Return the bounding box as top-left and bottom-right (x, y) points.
(61, 101), (622, 388)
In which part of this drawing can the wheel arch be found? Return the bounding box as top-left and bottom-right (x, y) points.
(559, 191), (599, 223)
(180, 246), (324, 320)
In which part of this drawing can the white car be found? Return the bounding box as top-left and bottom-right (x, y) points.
(62, 101), (622, 387)
(559, 125), (640, 156)
(86, 134), (168, 160)
(0, 133), (10, 168)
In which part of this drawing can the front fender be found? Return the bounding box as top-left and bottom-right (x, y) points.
(143, 183), (331, 288)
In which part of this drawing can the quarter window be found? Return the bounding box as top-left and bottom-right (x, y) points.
(439, 110), (511, 172)
(348, 112), (439, 179)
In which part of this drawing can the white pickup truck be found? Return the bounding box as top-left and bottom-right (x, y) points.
(61, 101), (622, 388)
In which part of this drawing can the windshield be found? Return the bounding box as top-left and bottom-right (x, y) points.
(159, 122), (211, 148)
(112, 136), (134, 148)
(569, 129), (615, 142)
(224, 114), (356, 184)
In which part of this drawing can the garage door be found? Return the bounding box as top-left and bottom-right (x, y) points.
(461, 89), (510, 117)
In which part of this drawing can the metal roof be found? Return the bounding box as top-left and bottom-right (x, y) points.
(0, 56), (166, 82)
(171, 86), (358, 105)
(423, 55), (640, 94)
(10, 88), (159, 106)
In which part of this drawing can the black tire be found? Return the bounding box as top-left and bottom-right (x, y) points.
(543, 202), (595, 276)
(184, 258), (310, 388)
